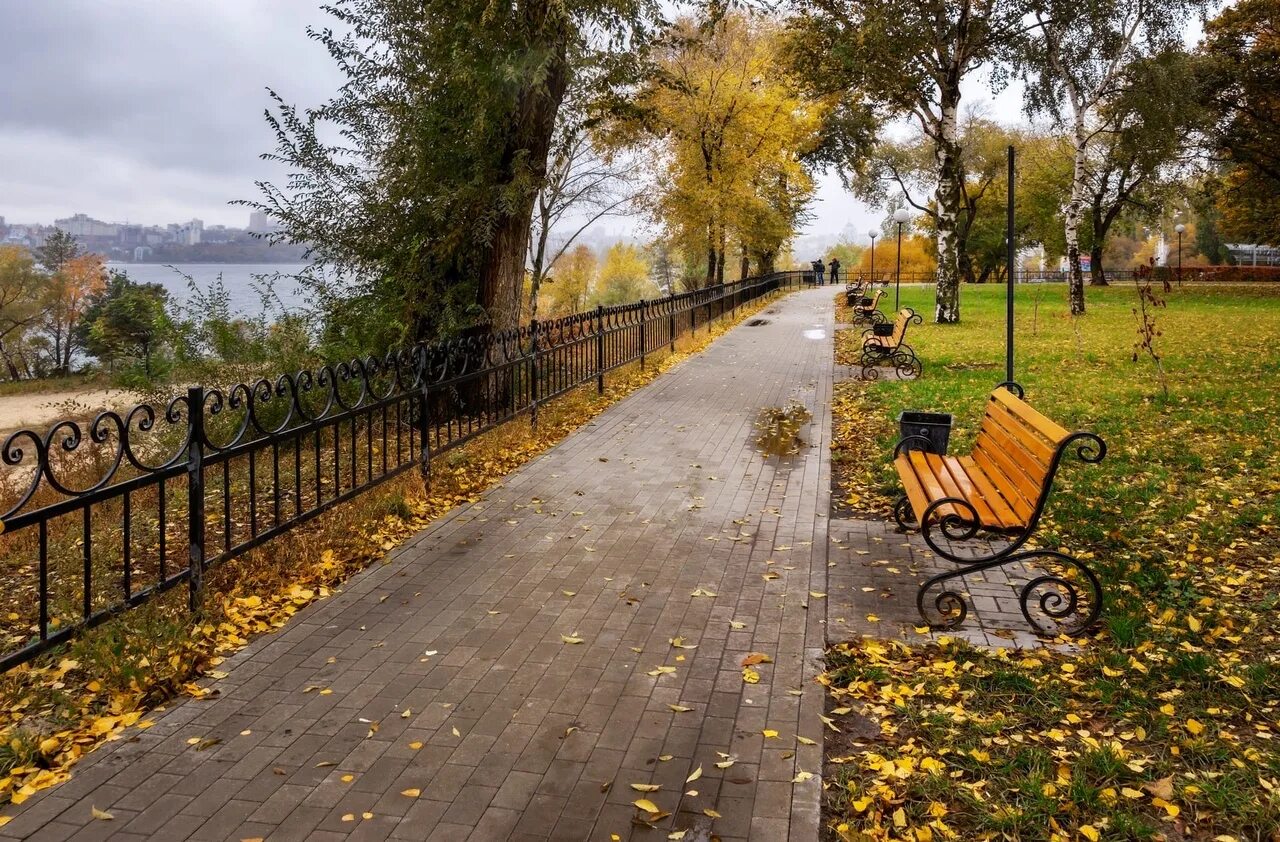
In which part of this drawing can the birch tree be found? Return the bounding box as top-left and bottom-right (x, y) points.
(789, 0), (1030, 323)
(1022, 0), (1208, 314)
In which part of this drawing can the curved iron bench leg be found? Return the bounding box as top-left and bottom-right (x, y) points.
(916, 549), (1103, 636)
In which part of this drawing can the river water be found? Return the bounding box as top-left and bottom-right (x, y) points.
(104, 263), (311, 315)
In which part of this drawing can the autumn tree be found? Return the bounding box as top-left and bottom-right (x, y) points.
(790, 0), (1031, 323)
(1021, 0), (1210, 313)
(41, 253), (107, 375)
(247, 0), (658, 349)
(592, 243), (655, 305)
(614, 13), (827, 286)
(539, 244), (597, 317)
(854, 234), (937, 277)
(0, 246), (44, 380)
(1199, 0), (1280, 245)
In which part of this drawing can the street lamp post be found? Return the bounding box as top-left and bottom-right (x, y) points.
(892, 208), (910, 310)
(1174, 223), (1186, 286)
(867, 230), (878, 286)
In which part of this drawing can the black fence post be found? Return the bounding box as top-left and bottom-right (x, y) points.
(596, 304), (605, 395)
(529, 319), (540, 428)
(186, 386), (205, 612)
(668, 295), (676, 352)
(638, 300), (647, 369)
(416, 346), (432, 484)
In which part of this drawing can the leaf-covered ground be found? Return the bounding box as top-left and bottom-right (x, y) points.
(823, 284), (1280, 841)
(0, 295), (784, 822)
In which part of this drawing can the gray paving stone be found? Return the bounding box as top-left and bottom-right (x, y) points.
(0, 289), (836, 841)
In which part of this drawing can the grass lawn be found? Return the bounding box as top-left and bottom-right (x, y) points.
(825, 282), (1280, 840)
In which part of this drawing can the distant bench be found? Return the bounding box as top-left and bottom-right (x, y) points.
(891, 384), (1107, 635)
(860, 308), (921, 380)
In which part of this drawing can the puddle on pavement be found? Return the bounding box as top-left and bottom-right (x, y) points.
(803, 327), (826, 340)
(754, 403), (812, 457)
(747, 318), (770, 326)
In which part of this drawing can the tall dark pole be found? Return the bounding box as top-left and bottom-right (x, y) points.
(869, 234), (877, 285)
(894, 223), (903, 310)
(1006, 145), (1015, 388)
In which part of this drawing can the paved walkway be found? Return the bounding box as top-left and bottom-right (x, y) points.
(1, 288), (838, 842)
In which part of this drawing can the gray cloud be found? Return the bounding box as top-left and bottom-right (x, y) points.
(0, 1), (344, 226)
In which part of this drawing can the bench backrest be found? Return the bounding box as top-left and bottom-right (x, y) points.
(889, 309), (914, 345)
(863, 289), (884, 310)
(972, 388), (1070, 525)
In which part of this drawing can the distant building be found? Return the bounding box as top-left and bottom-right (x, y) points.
(177, 218), (203, 246)
(1226, 243), (1280, 266)
(54, 213), (119, 238)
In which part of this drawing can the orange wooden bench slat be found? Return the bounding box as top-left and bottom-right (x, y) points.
(956, 455), (1028, 529)
(976, 423), (1048, 488)
(894, 453), (937, 524)
(929, 453), (1004, 527)
(907, 451), (958, 519)
(984, 399), (1057, 465)
(971, 446), (1038, 525)
(989, 388), (1069, 444)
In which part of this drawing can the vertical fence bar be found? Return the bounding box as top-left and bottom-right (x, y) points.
(668, 295), (676, 352)
(186, 386), (205, 611)
(417, 351), (432, 483)
(639, 301), (647, 369)
(529, 319), (540, 428)
(596, 304), (605, 394)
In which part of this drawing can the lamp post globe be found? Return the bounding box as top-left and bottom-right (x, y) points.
(892, 209), (910, 309)
(867, 230), (878, 283)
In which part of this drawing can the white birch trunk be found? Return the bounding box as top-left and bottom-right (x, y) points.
(933, 96), (962, 324)
(1064, 104), (1088, 315)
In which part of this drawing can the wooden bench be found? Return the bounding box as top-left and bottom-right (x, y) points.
(843, 279), (866, 306)
(891, 385), (1107, 635)
(851, 289), (885, 324)
(860, 308), (922, 379)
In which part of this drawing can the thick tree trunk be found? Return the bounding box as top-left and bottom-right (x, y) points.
(715, 226), (726, 285)
(1089, 244), (1107, 286)
(475, 30), (571, 335)
(933, 91), (963, 324)
(1064, 113), (1088, 315)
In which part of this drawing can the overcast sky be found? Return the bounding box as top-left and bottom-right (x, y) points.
(1, 2), (1051, 242)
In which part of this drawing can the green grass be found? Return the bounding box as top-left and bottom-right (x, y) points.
(824, 282), (1280, 840)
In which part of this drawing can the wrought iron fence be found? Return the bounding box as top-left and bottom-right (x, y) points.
(0, 271), (804, 671)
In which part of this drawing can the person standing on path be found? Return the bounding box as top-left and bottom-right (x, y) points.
(812, 258), (826, 285)
(829, 257), (841, 286)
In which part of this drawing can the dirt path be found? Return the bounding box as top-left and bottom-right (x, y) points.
(0, 387), (141, 434)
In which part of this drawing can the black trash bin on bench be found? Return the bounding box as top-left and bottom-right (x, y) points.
(897, 411), (952, 455)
